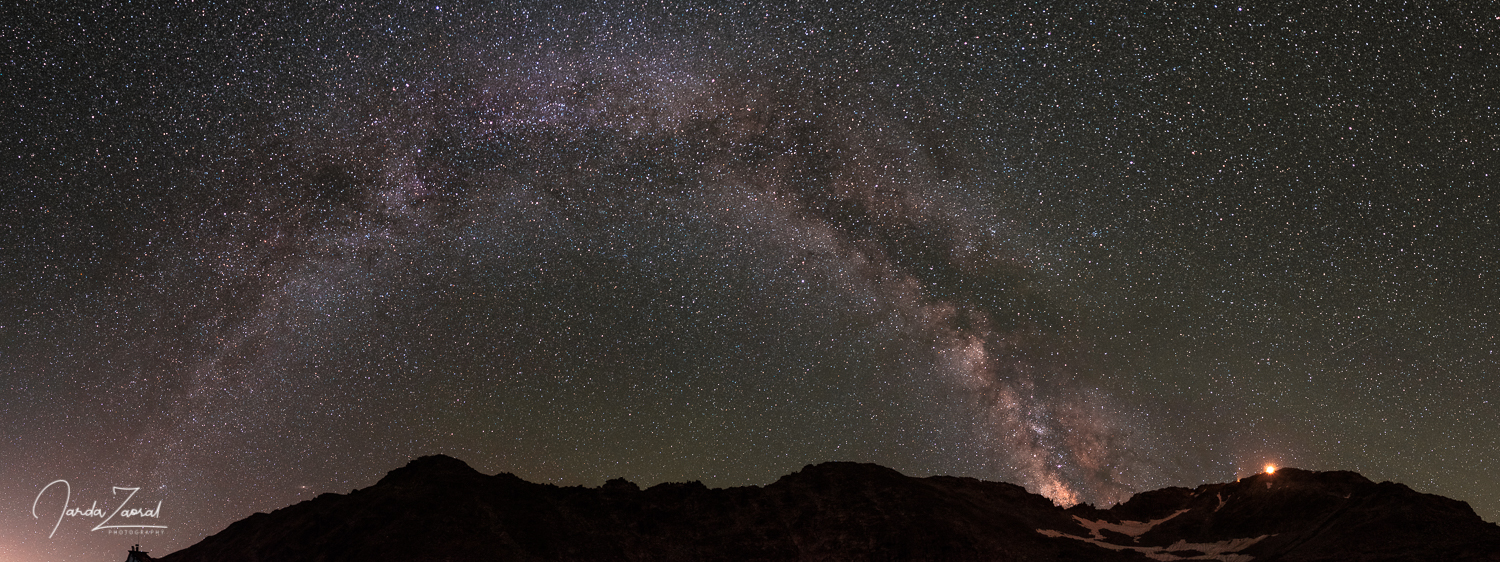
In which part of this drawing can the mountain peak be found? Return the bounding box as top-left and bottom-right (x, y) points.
(374, 454), (481, 487)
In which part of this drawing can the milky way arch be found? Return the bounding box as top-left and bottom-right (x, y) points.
(130, 6), (1165, 508)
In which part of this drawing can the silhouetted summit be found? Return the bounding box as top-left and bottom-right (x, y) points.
(1059, 467), (1500, 561)
(159, 457), (1500, 561)
(374, 454), (486, 486)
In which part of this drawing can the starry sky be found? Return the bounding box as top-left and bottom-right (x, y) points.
(2, 1), (1496, 560)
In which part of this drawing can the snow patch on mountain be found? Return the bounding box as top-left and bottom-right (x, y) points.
(1037, 527), (1271, 562)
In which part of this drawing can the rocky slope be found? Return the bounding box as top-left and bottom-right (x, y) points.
(157, 455), (1500, 561)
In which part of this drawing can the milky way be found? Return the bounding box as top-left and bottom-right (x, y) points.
(4, 3), (1496, 561)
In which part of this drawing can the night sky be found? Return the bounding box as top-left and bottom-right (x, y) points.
(3, 2), (1496, 560)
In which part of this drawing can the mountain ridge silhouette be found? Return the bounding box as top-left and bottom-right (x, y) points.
(154, 454), (1500, 561)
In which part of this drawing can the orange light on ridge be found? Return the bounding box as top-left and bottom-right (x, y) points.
(1264, 464), (1277, 474)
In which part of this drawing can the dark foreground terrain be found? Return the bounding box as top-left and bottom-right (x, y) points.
(155, 455), (1500, 561)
